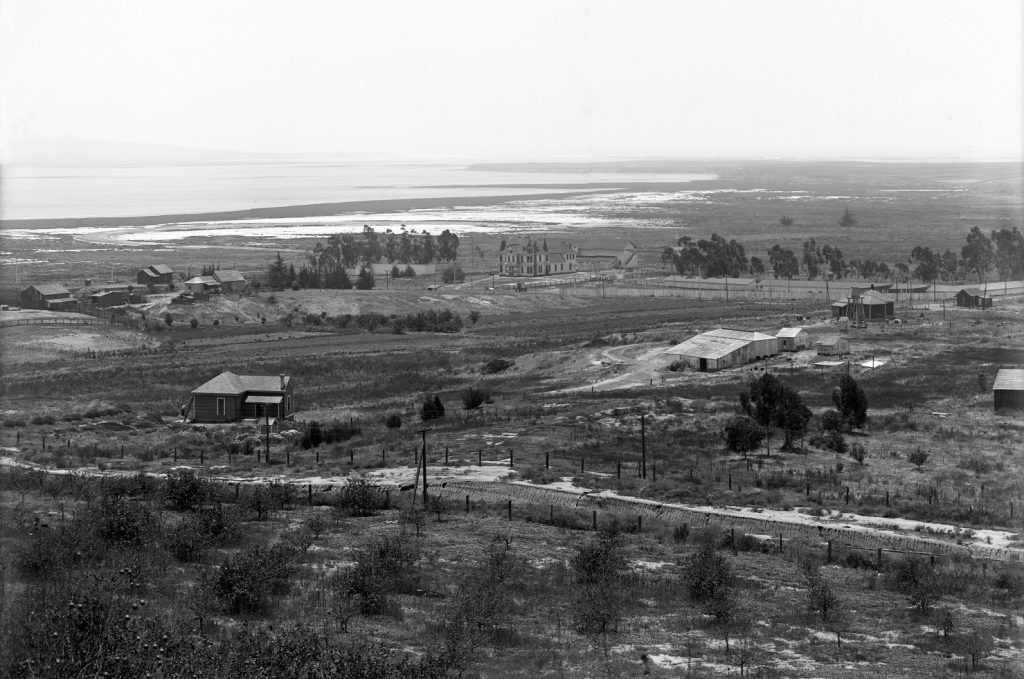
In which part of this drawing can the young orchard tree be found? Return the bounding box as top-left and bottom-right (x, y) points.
(780, 215), (795, 227)
(571, 526), (628, 644)
(805, 565), (841, 623)
(908, 448), (929, 471)
(838, 209), (857, 228)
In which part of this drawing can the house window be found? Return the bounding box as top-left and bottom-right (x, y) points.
(216, 398), (226, 416)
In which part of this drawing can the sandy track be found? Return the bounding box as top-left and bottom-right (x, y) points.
(3, 450), (1019, 563)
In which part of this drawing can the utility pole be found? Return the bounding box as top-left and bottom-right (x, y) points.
(417, 428), (431, 507)
(640, 413), (647, 479)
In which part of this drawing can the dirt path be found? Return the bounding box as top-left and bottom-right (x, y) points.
(4, 449), (1020, 563)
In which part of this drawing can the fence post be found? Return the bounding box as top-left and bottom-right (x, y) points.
(173, 447), (177, 462)
(445, 447), (449, 465)
(637, 516), (643, 533)
(200, 448), (204, 465)
(592, 510), (597, 530)
(507, 499), (512, 521)
(466, 495), (470, 513)
(550, 504), (553, 523)
(385, 489), (390, 508)
(509, 449), (514, 468)
(728, 472), (732, 490)
(652, 462), (656, 482)
(42, 435), (46, 451)
(316, 448), (320, 464)
(845, 487), (850, 505)
(827, 540), (832, 563)
(617, 460), (621, 478)
(876, 548), (882, 570)
(778, 533), (783, 553)
(478, 449), (482, 466)
(545, 451), (549, 469)
(307, 484), (313, 505)
(886, 490), (890, 507)
(235, 483), (239, 500)
(581, 457), (585, 474)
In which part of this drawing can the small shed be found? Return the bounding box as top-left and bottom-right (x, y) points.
(993, 368), (1024, 412)
(955, 287), (993, 309)
(776, 327), (810, 351)
(91, 290), (125, 308)
(814, 334), (850, 356)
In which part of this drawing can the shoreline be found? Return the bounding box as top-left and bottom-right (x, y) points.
(0, 180), (723, 230)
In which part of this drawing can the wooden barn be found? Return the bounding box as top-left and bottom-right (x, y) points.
(814, 335), (850, 356)
(185, 276), (222, 295)
(187, 372), (295, 423)
(19, 284), (77, 310)
(776, 327), (810, 351)
(993, 368), (1024, 412)
(665, 328), (778, 372)
(955, 287), (993, 309)
(137, 264), (175, 286)
(214, 270), (247, 292)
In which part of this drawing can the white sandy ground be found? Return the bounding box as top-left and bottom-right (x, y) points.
(1, 449), (1018, 555)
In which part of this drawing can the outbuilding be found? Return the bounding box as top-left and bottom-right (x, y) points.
(137, 264), (175, 286)
(776, 327), (810, 351)
(213, 270), (247, 292)
(955, 287), (993, 309)
(19, 284), (76, 310)
(832, 289), (895, 322)
(993, 368), (1024, 412)
(665, 328), (779, 372)
(185, 276), (222, 295)
(814, 335), (850, 356)
(187, 371), (295, 423)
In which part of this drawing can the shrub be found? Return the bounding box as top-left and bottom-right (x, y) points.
(820, 409), (844, 433)
(482, 358), (513, 374)
(442, 266), (465, 284)
(682, 537), (732, 602)
(850, 442), (867, 464)
(334, 478), (388, 517)
(3, 418), (26, 428)
(468, 310), (481, 324)
(957, 455), (992, 477)
(165, 517), (210, 562)
(208, 543), (295, 613)
(571, 526), (628, 636)
(189, 317), (199, 328)
(383, 413), (402, 429)
(460, 386), (490, 410)
(164, 470), (211, 511)
(420, 394), (445, 421)
(345, 533), (419, 614)
(908, 448), (930, 470)
(805, 564), (841, 622)
(87, 496), (156, 547)
(29, 414), (57, 425)
(164, 313), (173, 327)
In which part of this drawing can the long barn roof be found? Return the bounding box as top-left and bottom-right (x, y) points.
(666, 334), (749, 360)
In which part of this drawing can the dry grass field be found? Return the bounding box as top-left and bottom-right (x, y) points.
(1, 160), (1023, 677)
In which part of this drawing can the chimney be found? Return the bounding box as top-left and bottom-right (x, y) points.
(280, 374), (286, 390)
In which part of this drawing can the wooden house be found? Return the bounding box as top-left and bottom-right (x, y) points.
(185, 276), (222, 295)
(19, 284), (76, 310)
(137, 264), (175, 286)
(955, 287), (993, 309)
(188, 372), (295, 423)
(213, 270), (247, 292)
(814, 335), (850, 356)
(993, 368), (1024, 412)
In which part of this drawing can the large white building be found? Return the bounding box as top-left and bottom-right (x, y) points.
(666, 328), (780, 372)
(498, 237), (577, 277)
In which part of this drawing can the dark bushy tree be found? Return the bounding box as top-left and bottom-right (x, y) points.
(460, 386), (489, 410)
(420, 394), (445, 420)
(833, 374), (868, 430)
(355, 267), (375, 290)
(742, 373), (811, 450)
(722, 416), (764, 454)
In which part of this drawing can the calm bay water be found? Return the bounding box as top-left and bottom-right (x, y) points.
(0, 160), (716, 221)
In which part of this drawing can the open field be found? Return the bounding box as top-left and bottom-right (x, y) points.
(1, 160), (1023, 677)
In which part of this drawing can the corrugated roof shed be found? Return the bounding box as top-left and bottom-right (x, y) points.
(860, 290), (895, 304)
(192, 371), (290, 395)
(776, 327), (806, 338)
(666, 334), (749, 360)
(707, 328), (775, 342)
(993, 369), (1024, 391)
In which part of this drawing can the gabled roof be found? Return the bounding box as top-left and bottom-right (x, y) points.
(214, 270), (246, 283)
(185, 276), (221, 286)
(706, 328), (777, 342)
(29, 283), (72, 296)
(814, 334), (846, 346)
(139, 269), (159, 278)
(149, 264), (174, 275)
(776, 327), (808, 338)
(993, 368), (1024, 391)
(958, 287), (991, 298)
(667, 334), (749, 360)
(192, 371), (291, 395)
(859, 290), (895, 304)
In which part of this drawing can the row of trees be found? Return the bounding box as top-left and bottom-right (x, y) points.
(664, 226), (1022, 284)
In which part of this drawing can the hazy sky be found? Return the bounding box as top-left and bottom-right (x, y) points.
(1, 0), (1021, 161)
